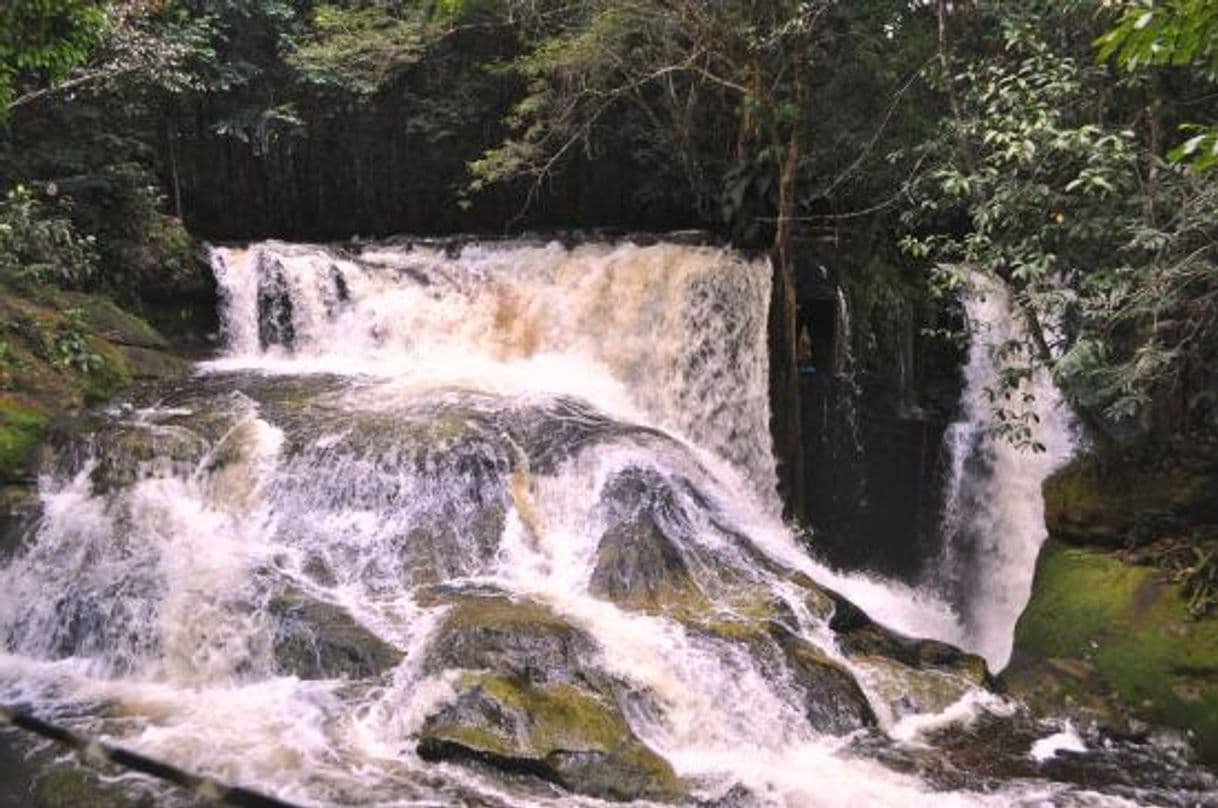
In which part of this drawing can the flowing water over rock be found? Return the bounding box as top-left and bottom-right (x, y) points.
(934, 274), (1077, 671)
(0, 241), (1213, 807)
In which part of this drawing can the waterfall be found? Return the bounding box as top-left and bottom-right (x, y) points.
(211, 240), (779, 507)
(1, 240), (1192, 807)
(937, 273), (1077, 671)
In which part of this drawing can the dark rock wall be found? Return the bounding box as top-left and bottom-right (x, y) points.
(771, 231), (964, 582)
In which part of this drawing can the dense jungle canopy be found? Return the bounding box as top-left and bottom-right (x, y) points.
(1, 0), (1217, 444)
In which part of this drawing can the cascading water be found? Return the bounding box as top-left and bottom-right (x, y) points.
(936, 273), (1077, 671)
(0, 240), (1211, 807)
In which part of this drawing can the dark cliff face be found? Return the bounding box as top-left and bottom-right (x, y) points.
(770, 230), (964, 582)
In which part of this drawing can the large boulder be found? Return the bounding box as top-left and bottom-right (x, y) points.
(417, 595), (687, 801)
(423, 595), (600, 688)
(589, 508), (699, 611)
(1004, 540), (1218, 764)
(417, 674), (684, 803)
(270, 589), (402, 680)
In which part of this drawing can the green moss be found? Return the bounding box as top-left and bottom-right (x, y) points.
(424, 673), (685, 802)
(481, 676), (626, 750)
(80, 337), (133, 403)
(59, 293), (167, 349)
(1009, 541), (1218, 761)
(0, 396), (49, 480)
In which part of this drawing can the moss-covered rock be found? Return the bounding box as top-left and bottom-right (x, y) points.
(117, 345), (191, 380)
(424, 595), (600, 687)
(829, 593), (990, 686)
(418, 673), (685, 803)
(56, 292), (169, 350)
(270, 589), (402, 680)
(0, 286), (189, 482)
(1044, 449), (1218, 548)
(0, 395), (49, 481)
(86, 422), (210, 494)
(589, 507), (699, 611)
(0, 483), (39, 558)
(1005, 541), (1218, 763)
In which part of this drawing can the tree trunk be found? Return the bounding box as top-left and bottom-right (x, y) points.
(166, 115), (183, 221)
(771, 124), (807, 522)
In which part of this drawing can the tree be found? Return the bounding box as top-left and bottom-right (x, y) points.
(903, 1), (1218, 443)
(1098, 0), (1218, 170)
(0, 0), (108, 118)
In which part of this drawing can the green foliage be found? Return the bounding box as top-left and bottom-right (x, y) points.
(1097, 0), (1218, 78)
(290, 4), (429, 96)
(1098, 0), (1218, 173)
(0, 0), (108, 115)
(901, 19), (1142, 444)
(904, 4), (1218, 441)
(0, 185), (98, 289)
(53, 307), (104, 373)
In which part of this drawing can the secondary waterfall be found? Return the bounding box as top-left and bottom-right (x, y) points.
(937, 274), (1077, 670)
(0, 240), (1208, 807)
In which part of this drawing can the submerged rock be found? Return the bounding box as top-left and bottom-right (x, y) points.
(399, 504), (505, 587)
(31, 765), (156, 808)
(417, 674), (685, 803)
(270, 589), (402, 679)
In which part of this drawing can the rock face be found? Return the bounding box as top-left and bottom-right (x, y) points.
(1043, 447), (1218, 548)
(1005, 541), (1218, 764)
(589, 473), (698, 610)
(270, 589), (402, 679)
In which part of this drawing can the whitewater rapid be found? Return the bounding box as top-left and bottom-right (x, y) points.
(0, 240), (1195, 808)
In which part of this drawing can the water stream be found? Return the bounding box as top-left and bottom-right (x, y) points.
(0, 241), (1211, 807)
